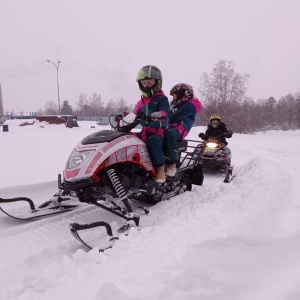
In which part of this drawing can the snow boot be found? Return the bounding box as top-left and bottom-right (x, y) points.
(155, 166), (166, 183)
(165, 164), (177, 177)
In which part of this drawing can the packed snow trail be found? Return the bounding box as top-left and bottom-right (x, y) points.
(0, 123), (300, 300)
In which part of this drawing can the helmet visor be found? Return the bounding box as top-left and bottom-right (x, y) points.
(140, 79), (155, 88)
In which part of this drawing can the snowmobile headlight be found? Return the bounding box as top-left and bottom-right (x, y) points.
(67, 149), (95, 169)
(206, 142), (218, 148)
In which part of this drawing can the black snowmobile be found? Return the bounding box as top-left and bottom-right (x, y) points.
(197, 132), (234, 183)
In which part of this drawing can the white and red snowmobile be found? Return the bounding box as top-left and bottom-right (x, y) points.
(0, 113), (203, 250)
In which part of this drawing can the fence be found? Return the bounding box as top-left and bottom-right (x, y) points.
(76, 116), (110, 124)
(5, 112), (36, 119)
(5, 112), (112, 125)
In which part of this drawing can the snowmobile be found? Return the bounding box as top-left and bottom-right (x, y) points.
(197, 134), (233, 183)
(0, 113), (203, 250)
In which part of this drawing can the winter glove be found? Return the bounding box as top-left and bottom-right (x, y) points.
(135, 111), (144, 119)
(198, 133), (209, 140)
(151, 112), (162, 119)
(117, 124), (134, 133)
(222, 131), (233, 138)
(226, 131), (233, 138)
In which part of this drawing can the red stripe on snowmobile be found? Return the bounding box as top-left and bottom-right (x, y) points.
(64, 168), (80, 179)
(85, 152), (103, 174)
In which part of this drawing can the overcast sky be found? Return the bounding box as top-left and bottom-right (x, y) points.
(1, 0), (299, 113)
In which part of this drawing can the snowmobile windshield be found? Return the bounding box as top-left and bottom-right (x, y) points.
(81, 130), (127, 145)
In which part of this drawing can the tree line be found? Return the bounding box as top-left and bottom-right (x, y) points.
(37, 59), (300, 133)
(197, 60), (300, 133)
(37, 94), (135, 118)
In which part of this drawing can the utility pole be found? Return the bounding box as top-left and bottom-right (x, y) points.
(46, 60), (61, 114)
(297, 96), (300, 129)
(0, 84), (5, 124)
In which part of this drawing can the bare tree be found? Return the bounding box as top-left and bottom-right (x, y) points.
(236, 97), (255, 133)
(36, 108), (44, 116)
(44, 101), (58, 115)
(198, 60), (249, 129)
(276, 94), (296, 129)
(104, 99), (117, 116)
(297, 95), (300, 129)
(82, 104), (93, 116)
(265, 97), (276, 128)
(75, 94), (88, 116)
(89, 93), (104, 116)
(116, 97), (130, 113)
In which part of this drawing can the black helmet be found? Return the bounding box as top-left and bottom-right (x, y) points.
(170, 83), (194, 107)
(136, 65), (162, 97)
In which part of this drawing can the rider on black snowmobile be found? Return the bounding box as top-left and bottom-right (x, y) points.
(198, 114), (233, 145)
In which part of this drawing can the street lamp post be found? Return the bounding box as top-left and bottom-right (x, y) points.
(46, 60), (61, 114)
(297, 96), (300, 129)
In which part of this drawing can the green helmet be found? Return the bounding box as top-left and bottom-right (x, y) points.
(136, 65), (163, 97)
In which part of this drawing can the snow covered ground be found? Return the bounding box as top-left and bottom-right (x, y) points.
(0, 120), (300, 300)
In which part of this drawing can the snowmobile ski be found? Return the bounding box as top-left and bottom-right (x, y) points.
(223, 167), (234, 183)
(224, 173), (235, 183)
(0, 196), (79, 221)
(69, 221), (120, 250)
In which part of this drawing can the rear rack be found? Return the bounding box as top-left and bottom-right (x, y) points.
(177, 139), (203, 171)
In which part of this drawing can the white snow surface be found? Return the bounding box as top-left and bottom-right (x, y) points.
(0, 120), (300, 300)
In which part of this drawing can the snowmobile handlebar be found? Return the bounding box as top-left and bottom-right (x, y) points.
(198, 131), (232, 141)
(109, 113), (166, 133)
(135, 112), (166, 122)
